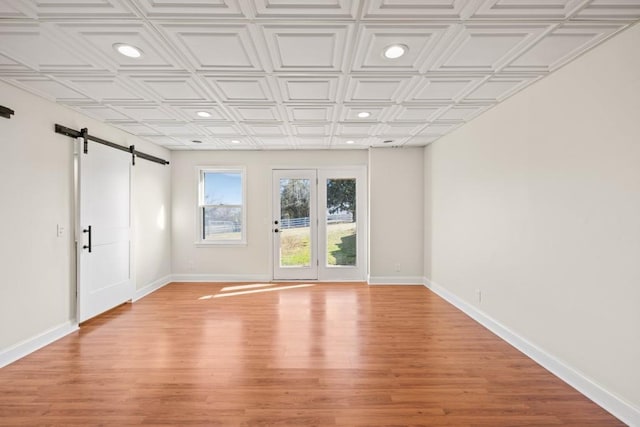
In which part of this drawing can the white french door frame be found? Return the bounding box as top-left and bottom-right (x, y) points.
(272, 169), (318, 280)
(271, 166), (367, 282)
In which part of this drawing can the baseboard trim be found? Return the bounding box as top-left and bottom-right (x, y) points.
(133, 275), (173, 302)
(423, 277), (640, 426)
(0, 321), (78, 368)
(171, 274), (272, 283)
(368, 276), (424, 285)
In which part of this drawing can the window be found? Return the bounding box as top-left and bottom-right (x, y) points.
(198, 167), (246, 244)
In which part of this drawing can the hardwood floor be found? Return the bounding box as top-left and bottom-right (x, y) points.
(0, 282), (622, 426)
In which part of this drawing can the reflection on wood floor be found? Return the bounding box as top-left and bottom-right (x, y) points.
(0, 282), (622, 426)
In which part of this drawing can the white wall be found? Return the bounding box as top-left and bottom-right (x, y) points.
(369, 147), (424, 282)
(426, 22), (640, 413)
(0, 80), (171, 353)
(171, 149), (367, 279)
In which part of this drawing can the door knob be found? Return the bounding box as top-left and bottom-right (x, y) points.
(274, 228), (279, 233)
(274, 220), (279, 225)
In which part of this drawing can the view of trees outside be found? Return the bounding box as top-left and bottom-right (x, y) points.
(278, 178), (356, 267)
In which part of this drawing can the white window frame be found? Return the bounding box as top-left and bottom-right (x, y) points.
(197, 166), (247, 246)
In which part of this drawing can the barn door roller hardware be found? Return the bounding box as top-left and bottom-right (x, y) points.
(54, 124), (169, 166)
(1, 105), (14, 119)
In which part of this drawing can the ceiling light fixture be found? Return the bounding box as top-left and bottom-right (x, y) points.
(231, 140), (240, 144)
(196, 111), (211, 118)
(383, 44), (407, 59)
(192, 140), (202, 144)
(357, 111), (371, 118)
(113, 43), (143, 58)
(345, 140), (355, 145)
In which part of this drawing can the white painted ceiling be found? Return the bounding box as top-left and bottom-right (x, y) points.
(0, 1), (638, 150)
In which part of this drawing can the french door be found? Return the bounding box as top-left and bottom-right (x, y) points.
(76, 139), (133, 322)
(272, 168), (366, 281)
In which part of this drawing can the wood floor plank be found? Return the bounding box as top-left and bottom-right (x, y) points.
(0, 282), (623, 426)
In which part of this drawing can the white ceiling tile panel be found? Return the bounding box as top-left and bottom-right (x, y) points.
(335, 123), (380, 136)
(574, 0), (640, 20)
(389, 105), (446, 122)
(114, 122), (161, 135)
(362, 0), (477, 20)
(204, 123), (244, 137)
(0, 24), (104, 72)
(292, 124), (332, 136)
(252, 0), (358, 18)
(351, 24), (454, 72)
(149, 122), (204, 136)
(278, 76), (341, 103)
(128, 76), (210, 102)
(204, 76), (275, 102)
(293, 137), (331, 148)
(172, 105), (230, 122)
(111, 105), (175, 121)
(340, 105), (391, 122)
(74, 105), (131, 121)
(54, 76), (147, 102)
(407, 77), (483, 103)
(229, 105), (282, 121)
(377, 123), (424, 136)
(344, 76), (415, 102)
(133, 0), (245, 18)
(243, 123), (288, 136)
(431, 24), (551, 72)
(463, 75), (536, 102)
(505, 24), (624, 72)
(6, 76), (89, 101)
(158, 24), (263, 71)
(470, 0), (588, 20)
(261, 25), (352, 72)
(11, 0), (136, 18)
(285, 105), (335, 122)
(0, 2), (32, 18)
(55, 23), (184, 72)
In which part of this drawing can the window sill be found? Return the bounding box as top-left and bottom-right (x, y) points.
(194, 241), (247, 248)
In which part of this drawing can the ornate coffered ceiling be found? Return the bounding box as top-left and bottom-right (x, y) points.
(0, 0), (638, 150)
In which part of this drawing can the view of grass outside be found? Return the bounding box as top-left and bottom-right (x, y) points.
(280, 222), (356, 267)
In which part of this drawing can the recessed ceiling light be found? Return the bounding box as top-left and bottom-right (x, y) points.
(345, 140), (355, 145)
(113, 43), (143, 58)
(196, 111), (211, 118)
(192, 140), (202, 144)
(357, 111), (371, 118)
(383, 44), (408, 59)
(231, 140), (240, 144)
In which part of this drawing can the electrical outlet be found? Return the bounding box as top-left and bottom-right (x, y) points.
(188, 260), (195, 272)
(394, 263), (401, 272)
(56, 224), (64, 237)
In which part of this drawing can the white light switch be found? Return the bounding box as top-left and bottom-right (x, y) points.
(57, 224), (64, 237)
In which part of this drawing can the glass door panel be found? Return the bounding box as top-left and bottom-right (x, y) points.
(317, 168), (367, 281)
(272, 170), (317, 280)
(326, 178), (357, 267)
(279, 177), (311, 268)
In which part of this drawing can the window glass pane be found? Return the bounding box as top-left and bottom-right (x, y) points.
(326, 178), (356, 266)
(279, 178), (311, 267)
(203, 206), (242, 241)
(204, 172), (242, 205)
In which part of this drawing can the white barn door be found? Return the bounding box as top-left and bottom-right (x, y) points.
(77, 139), (133, 322)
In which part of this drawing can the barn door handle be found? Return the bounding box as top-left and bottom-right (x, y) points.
(83, 225), (92, 253)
